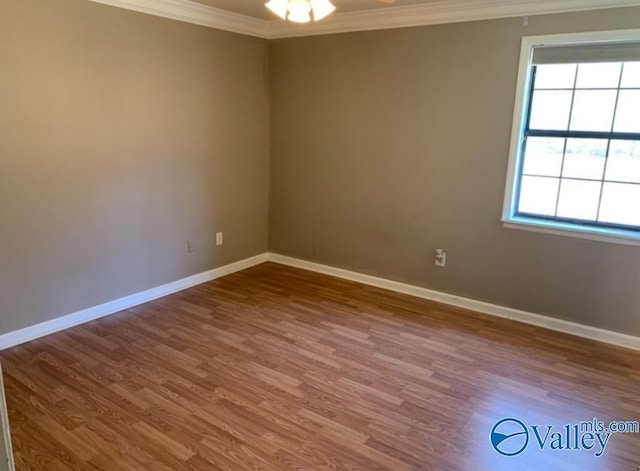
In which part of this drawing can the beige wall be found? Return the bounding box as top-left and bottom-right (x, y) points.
(269, 8), (640, 336)
(0, 0), (269, 334)
(3, 0), (640, 339)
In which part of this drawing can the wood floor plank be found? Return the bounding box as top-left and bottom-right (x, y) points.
(2, 262), (640, 470)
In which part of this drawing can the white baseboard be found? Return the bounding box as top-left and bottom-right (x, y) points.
(267, 253), (640, 351)
(0, 253), (269, 351)
(3, 251), (639, 352)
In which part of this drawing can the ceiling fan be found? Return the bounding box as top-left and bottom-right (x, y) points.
(266, 0), (399, 24)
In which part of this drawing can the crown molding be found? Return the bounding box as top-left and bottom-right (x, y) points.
(86, 0), (269, 38)
(84, 0), (640, 40)
(267, 0), (640, 38)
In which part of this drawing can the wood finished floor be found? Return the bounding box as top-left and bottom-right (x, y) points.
(2, 262), (640, 470)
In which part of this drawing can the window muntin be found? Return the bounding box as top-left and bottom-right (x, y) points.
(514, 55), (640, 233)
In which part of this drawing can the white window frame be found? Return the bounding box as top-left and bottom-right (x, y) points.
(502, 29), (640, 247)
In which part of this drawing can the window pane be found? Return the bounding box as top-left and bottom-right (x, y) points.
(613, 90), (640, 133)
(522, 137), (565, 176)
(620, 62), (640, 88)
(556, 180), (601, 221)
(534, 64), (576, 89)
(598, 183), (640, 227)
(606, 140), (640, 184)
(529, 91), (572, 130)
(561, 139), (607, 180)
(575, 62), (622, 89)
(569, 90), (617, 132)
(518, 176), (559, 216)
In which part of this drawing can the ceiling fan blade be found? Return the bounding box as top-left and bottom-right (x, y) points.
(377, 0), (398, 4)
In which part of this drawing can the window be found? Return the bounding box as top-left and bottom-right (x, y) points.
(503, 30), (640, 245)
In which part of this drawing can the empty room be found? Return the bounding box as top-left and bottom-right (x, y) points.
(2, 0), (640, 469)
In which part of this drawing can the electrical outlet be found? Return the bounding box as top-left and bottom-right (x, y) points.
(216, 232), (223, 246)
(435, 249), (446, 268)
(187, 240), (195, 253)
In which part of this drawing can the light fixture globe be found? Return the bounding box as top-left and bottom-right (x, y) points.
(265, 0), (336, 23)
(287, 0), (312, 23)
(265, 0), (288, 19)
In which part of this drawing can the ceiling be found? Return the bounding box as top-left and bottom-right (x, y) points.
(192, 0), (435, 20)
(88, 0), (640, 39)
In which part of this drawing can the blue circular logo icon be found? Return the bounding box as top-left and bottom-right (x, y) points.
(491, 418), (529, 456)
